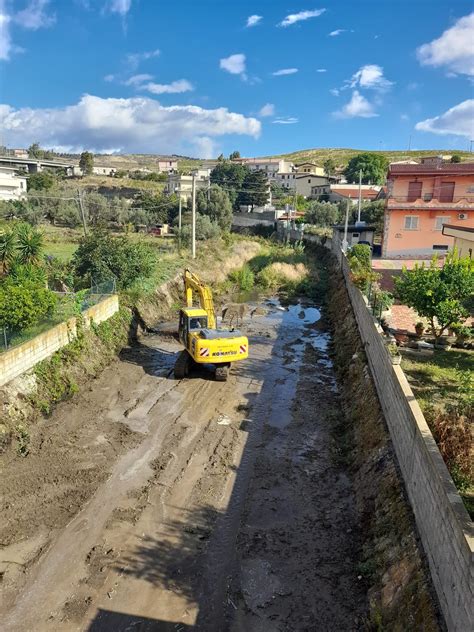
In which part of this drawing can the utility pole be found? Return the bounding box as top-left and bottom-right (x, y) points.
(408, 135), (412, 151)
(470, 140), (474, 153)
(357, 169), (362, 223)
(342, 200), (350, 254)
(191, 173), (196, 259)
(77, 190), (87, 236)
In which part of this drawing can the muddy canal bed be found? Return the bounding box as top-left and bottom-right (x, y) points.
(1, 298), (366, 631)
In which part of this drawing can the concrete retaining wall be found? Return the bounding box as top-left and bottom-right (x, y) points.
(332, 246), (473, 631)
(0, 295), (119, 388)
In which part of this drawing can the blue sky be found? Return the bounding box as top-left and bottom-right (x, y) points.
(1, 0), (473, 157)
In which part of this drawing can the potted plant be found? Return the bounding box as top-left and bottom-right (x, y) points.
(452, 323), (473, 348)
(415, 321), (425, 337)
(387, 342), (402, 365)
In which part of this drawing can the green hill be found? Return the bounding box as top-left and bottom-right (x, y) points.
(270, 147), (472, 168)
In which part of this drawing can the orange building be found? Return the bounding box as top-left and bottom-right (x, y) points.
(382, 160), (474, 258)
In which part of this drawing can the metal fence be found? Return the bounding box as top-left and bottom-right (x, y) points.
(0, 279), (116, 353)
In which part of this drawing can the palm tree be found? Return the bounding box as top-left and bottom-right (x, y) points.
(0, 229), (16, 274)
(15, 223), (44, 265)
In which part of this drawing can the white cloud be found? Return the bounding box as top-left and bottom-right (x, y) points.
(333, 91), (377, 118)
(329, 29), (346, 36)
(347, 64), (393, 91)
(123, 73), (153, 86)
(126, 49), (160, 70)
(246, 15), (262, 28)
(0, 3), (12, 60)
(316, 68), (327, 73)
(272, 68), (298, 76)
(400, 113), (409, 121)
(104, 73), (115, 82)
(273, 117), (298, 124)
(415, 100), (474, 138)
(259, 103), (275, 117)
(0, 94), (261, 156)
(279, 9), (326, 27)
(106, 0), (132, 16)
(14, 0), (55, 30)
(141, 79), (194, 94)
(330, 88), (340, 96)
(220, 53), (246, 75)
(1, 0), (55, 61)
(417, 13), (474, 77)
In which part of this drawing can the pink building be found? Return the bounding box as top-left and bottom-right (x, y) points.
(382, 161), (474, 258)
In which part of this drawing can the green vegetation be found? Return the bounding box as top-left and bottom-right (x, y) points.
(402, 351), (473, 517)
(238, 169), (268, 209)
(72, 230), (156, 289)
(196, 184), (233, 231)
(210, 160), (250, 208)
(79, 151), (94, 175)
(229, 264), (255, 291)
(394, 253), (474, 342)
(27, 171), (56, 191)
(344, 152), (389, 185)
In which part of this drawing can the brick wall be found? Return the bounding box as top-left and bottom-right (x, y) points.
(0, 295), (119, 388)
(332, 247), (473, 631)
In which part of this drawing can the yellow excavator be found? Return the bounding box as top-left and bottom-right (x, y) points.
(174, 269), (249, 381)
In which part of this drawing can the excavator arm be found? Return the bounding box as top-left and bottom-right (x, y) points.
(183, 269), (216, 329)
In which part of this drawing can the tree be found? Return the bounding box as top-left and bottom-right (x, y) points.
(0, 229), (16, 273)
(0, 281), (57, 331)
(323, 158), (337, 176)
(229, 150), (241, 160)
(394, 254), (474, 342)
(344, 152), (388, 185)
(305, 201), (340, 226)
(131, 191), (173, 225)
(15, 223), (44, 266)
(28, 143), (44, 159)
(79, 151), (94, 176)
(357, 199), (385, 234)
(27, 171), (55, 191)
(178, 214), (220, 245)
(450, 154), (462, 163)
(210, 161), (250, 208)
(72, 231), (156, 289)
(196, 184), (233, 230)
(238, 169), (268, 210)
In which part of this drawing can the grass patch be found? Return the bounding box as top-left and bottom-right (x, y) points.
(401, 348), (473, 411)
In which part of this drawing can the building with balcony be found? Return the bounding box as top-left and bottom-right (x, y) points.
(231, 157), (294, 181)
(166, 169), (211, 200)
(382, 162), (474, 258)
(0, 166), (27, 201)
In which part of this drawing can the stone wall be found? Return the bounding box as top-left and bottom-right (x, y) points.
(0, 295), (119, 388)
(332, 246), (473, 631)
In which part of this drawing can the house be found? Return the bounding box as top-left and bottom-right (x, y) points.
(0, 166), (27, 200)
(442, 224), (474, 259)
(12, 149), (29, 159)
(166, 169), (210, 200)
(275, 172), (297, 190)
(382, 162), (474, 258)
(157, 159), (178, 173)
(332, 223), (376, 250)
(311, 183), (381, 204)
(296, 174), (332, 197)
(295, 162), (325, 176)
(92, 166), (116, 176)
(231, 157), (294, 181)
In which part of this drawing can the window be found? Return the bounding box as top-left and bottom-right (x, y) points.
(404, 216), (419, 230)
(434, 216), (450, 230)
(308, 179), (311, 183)
(433, 245), (449, 251)
(439, 182), (455, 203)
(407, 181), (422, 202)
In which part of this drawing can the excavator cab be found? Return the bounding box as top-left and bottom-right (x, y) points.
(174, 270), (249, 381)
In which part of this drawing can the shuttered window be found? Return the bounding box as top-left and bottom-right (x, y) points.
(407, 181), (422, 202)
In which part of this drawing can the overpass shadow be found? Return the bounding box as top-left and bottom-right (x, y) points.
(88, 608), (194, 631)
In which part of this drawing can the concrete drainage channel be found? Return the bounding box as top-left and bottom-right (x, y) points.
(0, 294), (440, 630)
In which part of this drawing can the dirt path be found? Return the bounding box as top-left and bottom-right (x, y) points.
(1, 298), (366, 631)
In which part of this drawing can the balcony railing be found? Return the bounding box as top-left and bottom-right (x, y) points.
(386, 195), (474, 208)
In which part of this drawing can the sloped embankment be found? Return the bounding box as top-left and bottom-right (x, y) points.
(324, 249), (442, 631)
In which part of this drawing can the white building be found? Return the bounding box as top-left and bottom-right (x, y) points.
(232, 157), (294, 181)
(295, 174), (332, 197)
(0, 166), (27, 201)
(295, 162), (326, 176)
(166, 169), (211, 200)
(92, 166), (116, 176)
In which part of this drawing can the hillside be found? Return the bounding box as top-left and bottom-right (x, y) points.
(271, 147), (473, 167)
(90, 148), (472, 171)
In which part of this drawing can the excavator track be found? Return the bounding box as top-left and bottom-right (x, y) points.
(215, 364), (230, 381)
(174, 350), (191, 379)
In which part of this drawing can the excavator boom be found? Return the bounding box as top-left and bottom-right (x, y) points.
(183, 269), (216, 329)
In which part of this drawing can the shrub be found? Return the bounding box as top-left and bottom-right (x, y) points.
(72, 230), (156, 289)
(178, 214), (221, 245)
(0, 281), (58, 331)
(230, 264), (255, 291)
